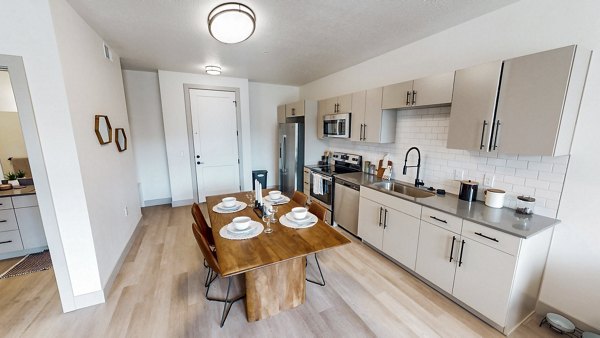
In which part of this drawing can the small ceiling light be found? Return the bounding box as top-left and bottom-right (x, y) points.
(208, 2), (256, 44)
(205, 65), (222, 75)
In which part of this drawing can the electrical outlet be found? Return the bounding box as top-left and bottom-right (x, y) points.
(484, 173), (495, 187)
(454, 169), (465, 180)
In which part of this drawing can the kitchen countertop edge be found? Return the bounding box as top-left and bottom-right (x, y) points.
(0, 186), (36, 198)
(335, 172), (560, 239)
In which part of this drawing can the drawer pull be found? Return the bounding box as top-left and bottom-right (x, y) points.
(0, 220), (7, 223)
(430, 216), (447, 224)
(449, 236), (456, 262)
(378, 207), (383, 227)
(475, 232), (499, 242)
(458, 240), (466, 267)
(0, 240), (12, 245)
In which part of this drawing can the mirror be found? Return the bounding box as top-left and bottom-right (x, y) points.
(0, 70), (30, 178)
(94, 115), (112, 145)
(115, 128), (127, 152)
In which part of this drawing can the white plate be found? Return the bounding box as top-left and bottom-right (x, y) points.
(213, 201), (247, 214)
(285, 212), (316, 224)
(218, 202), (240, 210)
(279, 215), (317, 229)
(219, 221), (264, 240)
(263, 195), (290, 204)
(226, 222), (255, 234)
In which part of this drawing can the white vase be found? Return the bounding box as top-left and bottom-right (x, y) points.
(8, 179), (20, 187)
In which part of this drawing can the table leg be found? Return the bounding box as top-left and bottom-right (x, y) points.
(245, 256), (306, 321)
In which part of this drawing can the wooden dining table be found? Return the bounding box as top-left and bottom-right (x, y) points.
(205, 190), (350, 321)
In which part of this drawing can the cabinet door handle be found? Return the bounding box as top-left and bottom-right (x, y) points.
(479, 120), (488, 150)
(0, 240), (12, 245)
(458, 240), (466, 267)
(406, 91), (411, 106)
(363, 125), (367, 141)
(412, 90), (417, 105)
(378, 207), (383, 227)
(475, 232), (499, 242)
(360, 124), (364, 141)
(0, 220), (7, 223)
(430, 216), (447, 224)
(492, 120), (501, 150)
(383, 209), (388, 229)
(449, 236), (456, 262)
(291, 108), (296, 115)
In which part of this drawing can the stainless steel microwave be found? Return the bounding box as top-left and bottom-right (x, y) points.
(323, 113), (351, 138)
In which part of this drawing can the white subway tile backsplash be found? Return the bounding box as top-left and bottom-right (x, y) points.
(506, 160), (529, 169)
(525, 178), (550, 190)
(515, 169), (539, 179)
(528, 162), (554, 172)
(324, 107), (566, 217)
(538, 172), (566, 184)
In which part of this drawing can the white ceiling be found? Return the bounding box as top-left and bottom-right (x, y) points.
(66, 0), (518, 86)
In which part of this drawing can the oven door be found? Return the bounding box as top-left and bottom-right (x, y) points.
(310, 173), (333, 207)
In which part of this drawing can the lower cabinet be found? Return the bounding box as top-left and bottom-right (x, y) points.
(415, 221), (459, 294)
(359, 191), (553, 334)
(358, 188), (421, 269)
(0, 194), (47, 258)
(452, 237), (516, 326)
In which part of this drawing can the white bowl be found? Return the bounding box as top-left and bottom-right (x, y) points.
(292, 207), (308, 220)
(269, 190), (282, 200)
(222, 197), (236, 208)
(232, 216), (251, 231)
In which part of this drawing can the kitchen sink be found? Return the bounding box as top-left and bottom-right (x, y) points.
(370, 181), (435, 198)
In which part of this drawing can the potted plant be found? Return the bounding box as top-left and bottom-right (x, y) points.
(4, 172), (20, 187)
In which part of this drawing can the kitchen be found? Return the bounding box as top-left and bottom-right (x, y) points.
(1, 2), (598, 336)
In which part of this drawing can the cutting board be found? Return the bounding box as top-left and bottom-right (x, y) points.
(377, 160), (393, 178)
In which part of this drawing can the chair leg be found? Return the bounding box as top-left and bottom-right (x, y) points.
(205, 275), (245, 327)
(306, 253), (326, 286)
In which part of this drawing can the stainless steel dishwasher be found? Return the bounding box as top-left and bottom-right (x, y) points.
(333, 177), (360, 237)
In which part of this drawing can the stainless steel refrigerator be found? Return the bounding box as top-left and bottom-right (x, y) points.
(278, 122), (305, 195)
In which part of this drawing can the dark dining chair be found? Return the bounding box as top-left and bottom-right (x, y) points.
(191, 203), (215, 248)
(306, 202), (327, 286)
(192, 223), (244, 328)
(292, 191), (308, 206)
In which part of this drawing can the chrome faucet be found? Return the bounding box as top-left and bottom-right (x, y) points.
(403, 147), (424, 187)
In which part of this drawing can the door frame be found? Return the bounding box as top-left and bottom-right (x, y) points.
(0, 55), (74, 309)
(183, 84), (244, 203)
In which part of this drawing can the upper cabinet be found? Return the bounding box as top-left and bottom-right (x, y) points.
(447, 45), (591, 156)
(285, 100), (305, 118)
(318, 94), (352, 115)
(277, 104), (286, 123)
(381, 72), (455, 109)
(447, 61), (503, 151)
(351, 88), (396, 143)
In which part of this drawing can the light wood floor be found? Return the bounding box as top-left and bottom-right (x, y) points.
(0, 204), (562, 337)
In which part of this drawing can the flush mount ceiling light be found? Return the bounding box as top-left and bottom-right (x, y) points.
(208, 2), (256, 44)
(205, 65), (222, 75)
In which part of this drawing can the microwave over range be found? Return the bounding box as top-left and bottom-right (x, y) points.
(323, 113), (351, 138)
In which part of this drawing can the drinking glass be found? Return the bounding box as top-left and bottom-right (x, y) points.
(262, 213), (273, 234)
(270, 205), (279, 224)
(246, 192), (255, 206)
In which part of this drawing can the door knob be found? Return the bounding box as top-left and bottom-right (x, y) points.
(197, 161), (204, 165)
(196, 155), (200, 158)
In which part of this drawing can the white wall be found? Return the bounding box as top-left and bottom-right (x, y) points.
(50, 0), (142, 289)
(122, 70), (172, 206)
(0, 112), (28, 175)
(0, 0), (101, 311)
(248, 82), (299, 187)
(158, 70), (252, 205)
(301, 0), (600, 329)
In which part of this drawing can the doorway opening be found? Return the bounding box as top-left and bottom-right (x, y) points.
(185, 87), (244, 202)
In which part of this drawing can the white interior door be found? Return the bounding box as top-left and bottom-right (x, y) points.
(190, 89), (240, 202)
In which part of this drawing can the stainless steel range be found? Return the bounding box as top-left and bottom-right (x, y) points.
(306, 152), (362, 225)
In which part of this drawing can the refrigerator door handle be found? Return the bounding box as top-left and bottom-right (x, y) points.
(282, 135), (287, 172)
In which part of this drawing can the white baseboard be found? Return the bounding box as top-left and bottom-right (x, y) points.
(72, 290), (105, 311)
(172, 199), (194, 207)
(102, 214), (143, 297)
(142, 197), (172, 207)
